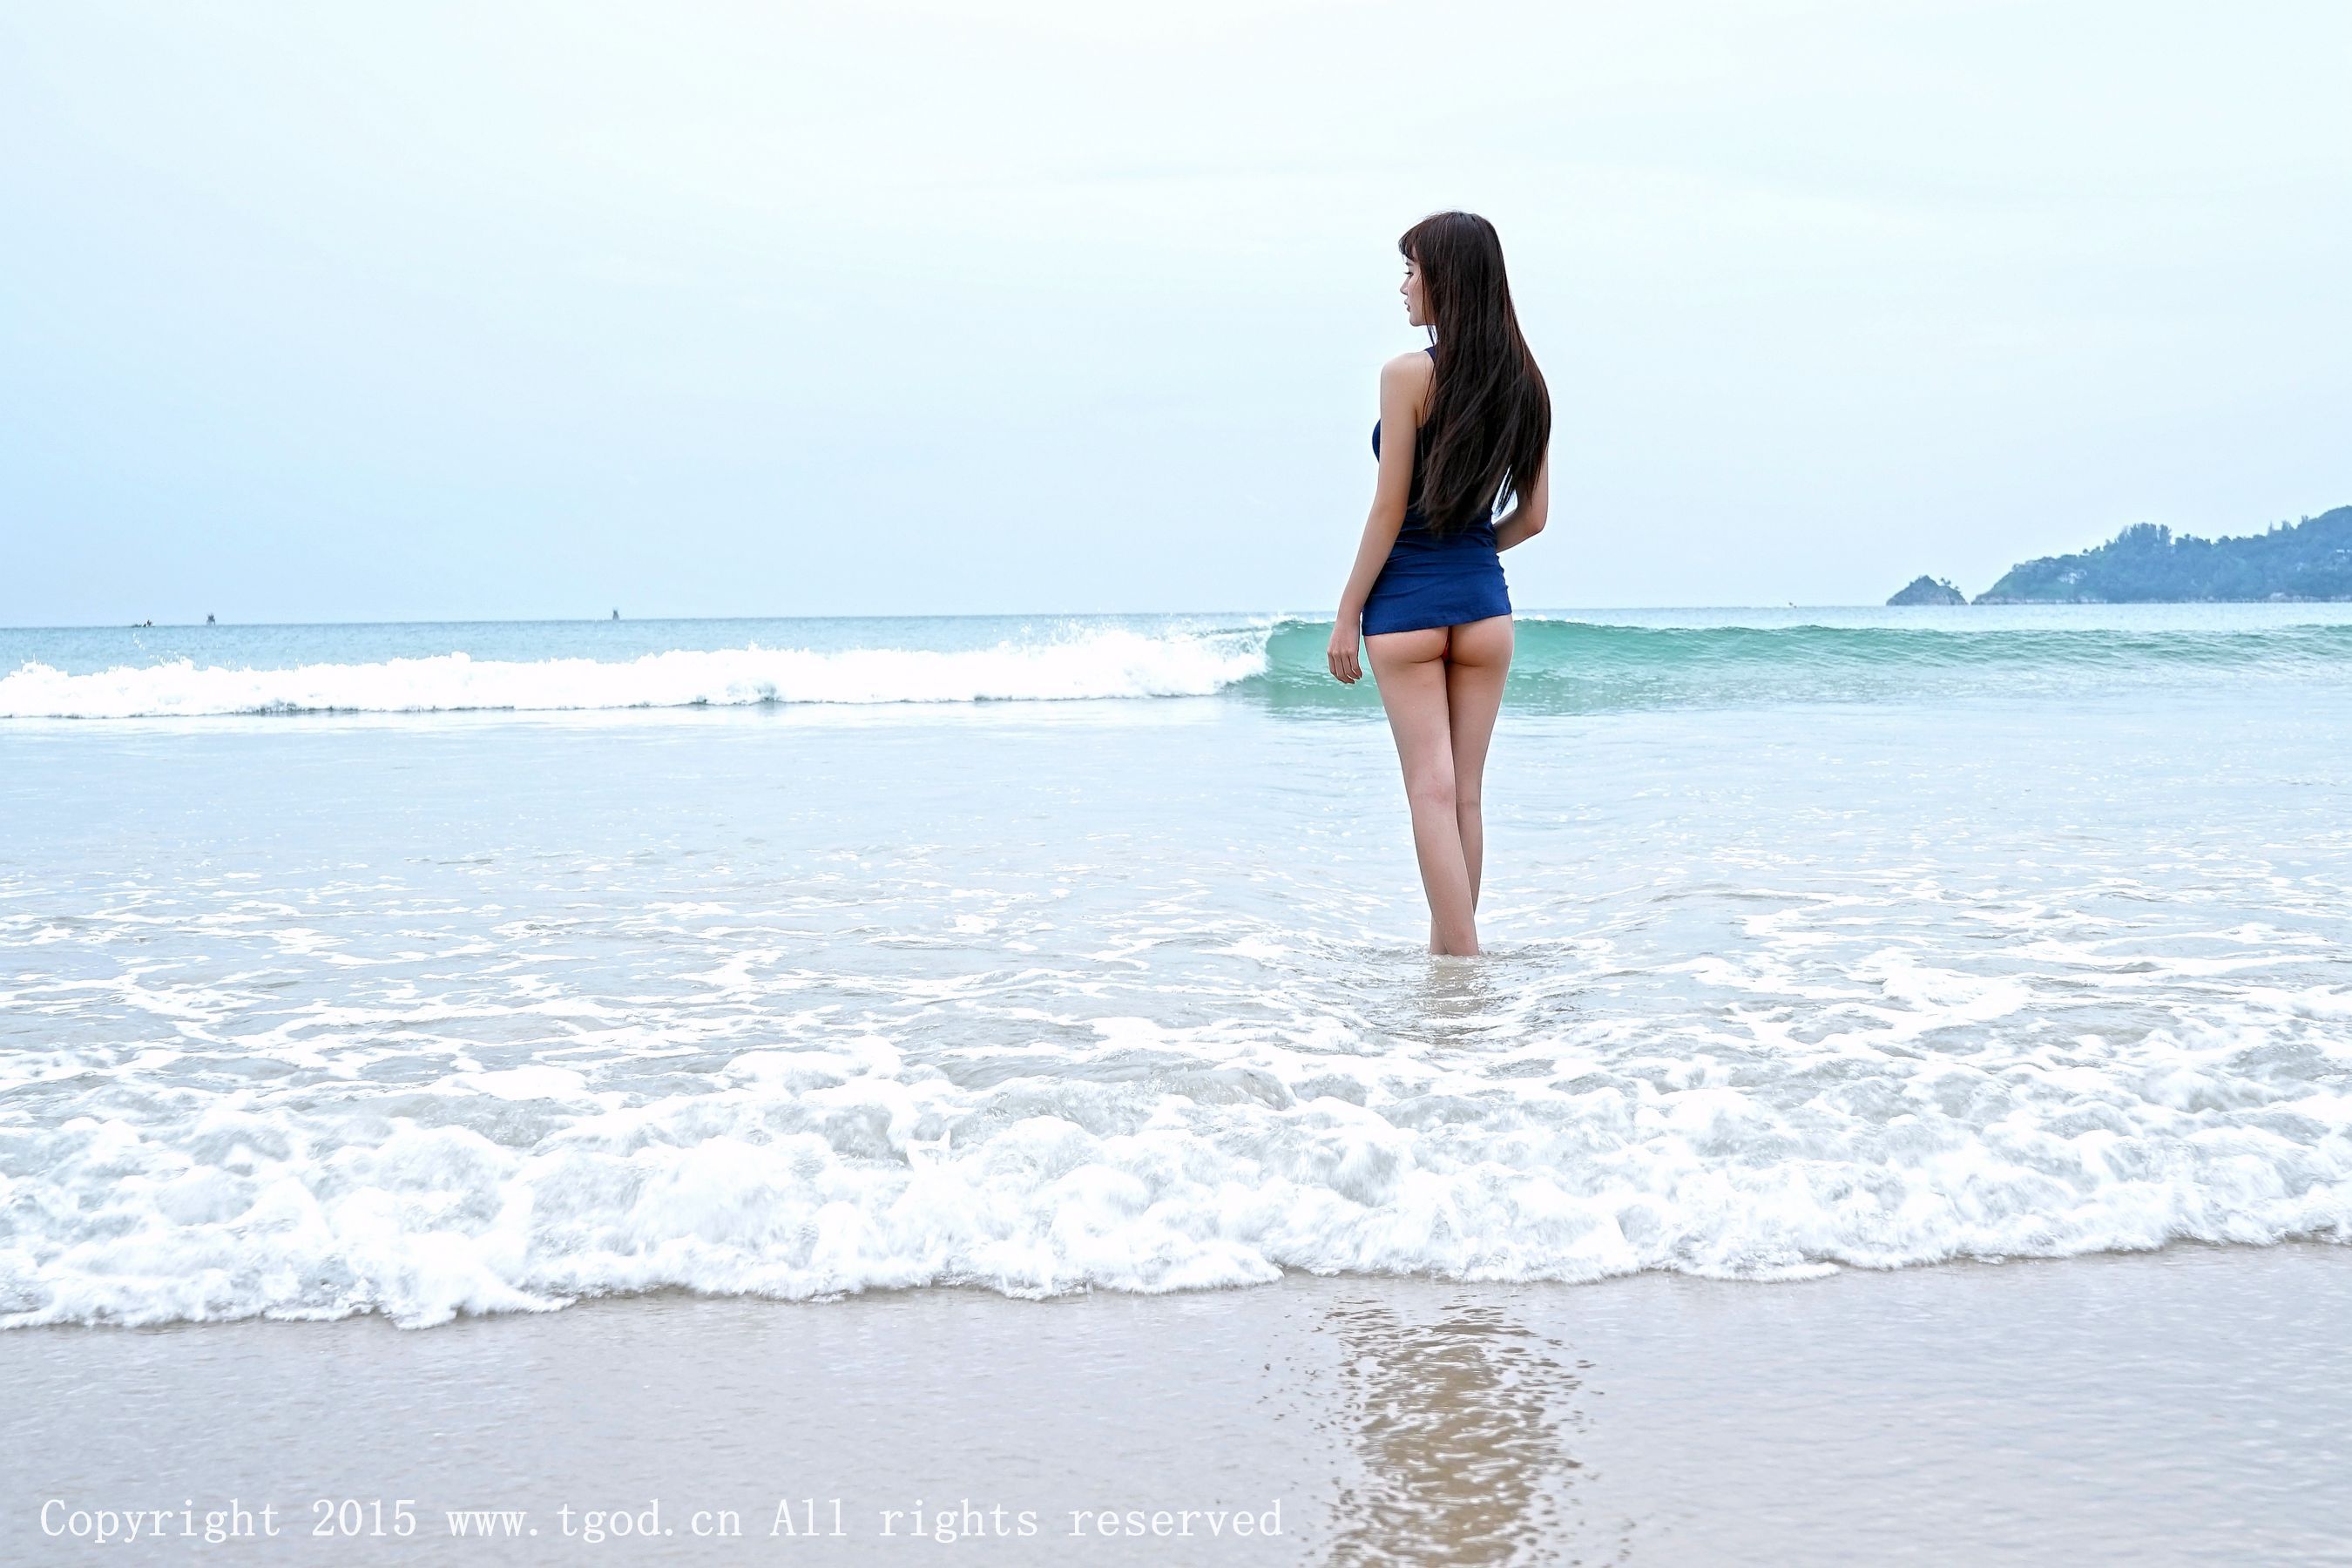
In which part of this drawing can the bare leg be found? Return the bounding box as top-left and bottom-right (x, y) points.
(1443, 616), (1513, 912)
(1367, 626), (1478, 956)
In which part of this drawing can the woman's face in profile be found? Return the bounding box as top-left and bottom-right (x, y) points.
(1401, 256), (1428, 328)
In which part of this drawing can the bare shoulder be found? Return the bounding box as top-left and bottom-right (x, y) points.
(1378, 349), (1436, 385)
(1378, 349), (1435, 422)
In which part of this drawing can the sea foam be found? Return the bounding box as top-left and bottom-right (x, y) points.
(6, 1007), (2349, 1330)
(11, 615), (2352, 720)
(7, 610), (2350, 1328)
(0, 628), (1269, 718)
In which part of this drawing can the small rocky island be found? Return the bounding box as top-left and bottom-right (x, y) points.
(1890, 504), (2351, 605)
(1886, 575), (1967, 606)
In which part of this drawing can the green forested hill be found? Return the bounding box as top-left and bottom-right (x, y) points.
(1975, 506), (2352, 603)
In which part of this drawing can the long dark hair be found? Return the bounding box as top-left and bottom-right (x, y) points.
(1400, 212), (1551, 535)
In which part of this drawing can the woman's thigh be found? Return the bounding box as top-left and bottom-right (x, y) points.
(1365, 628), (1456, 791)
(1443, 616), (1512, 792)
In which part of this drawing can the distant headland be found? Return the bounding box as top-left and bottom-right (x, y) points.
(1891, 504), (2352, 605)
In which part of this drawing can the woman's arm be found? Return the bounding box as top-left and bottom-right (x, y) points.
(1327, 353), (1433, 684)
(1492, 448), (1550, 551)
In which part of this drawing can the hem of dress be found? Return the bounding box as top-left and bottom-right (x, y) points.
(1362, 606), (1514, 636)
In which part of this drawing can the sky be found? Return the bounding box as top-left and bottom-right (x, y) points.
(3, 0), (2348, 625)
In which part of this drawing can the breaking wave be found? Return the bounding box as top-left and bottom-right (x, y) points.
(9, 617), (2352, 719)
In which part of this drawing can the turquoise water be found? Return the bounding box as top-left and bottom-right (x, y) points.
(8, 604), (2352, 718)
(2, 606), (2348, 1326)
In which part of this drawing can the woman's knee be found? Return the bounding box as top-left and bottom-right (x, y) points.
(1404, 765), (1457, 814)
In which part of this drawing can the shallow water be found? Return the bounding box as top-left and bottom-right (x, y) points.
(3, 609), (2349, 1326)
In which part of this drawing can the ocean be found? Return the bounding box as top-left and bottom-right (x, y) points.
(3, 606), (2349, 1328)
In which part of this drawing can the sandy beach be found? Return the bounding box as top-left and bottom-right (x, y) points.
(6, 1242), (2346, 1564)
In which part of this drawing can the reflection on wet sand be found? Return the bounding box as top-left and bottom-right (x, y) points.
(1319, 1296), (1632, 1565)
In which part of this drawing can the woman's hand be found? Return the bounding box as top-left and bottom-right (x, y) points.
(1327, 614), (1364, 685)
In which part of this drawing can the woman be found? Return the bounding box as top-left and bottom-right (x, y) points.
(1327, 211), (1552, 957)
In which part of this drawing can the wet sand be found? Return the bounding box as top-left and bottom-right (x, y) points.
(4, 1244), (2347, 1565)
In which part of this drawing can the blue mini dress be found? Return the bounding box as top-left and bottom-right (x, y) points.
(1362, 347), (1512, 636)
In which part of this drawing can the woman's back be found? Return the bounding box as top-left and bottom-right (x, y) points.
(1371, 348), (1497, 550)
